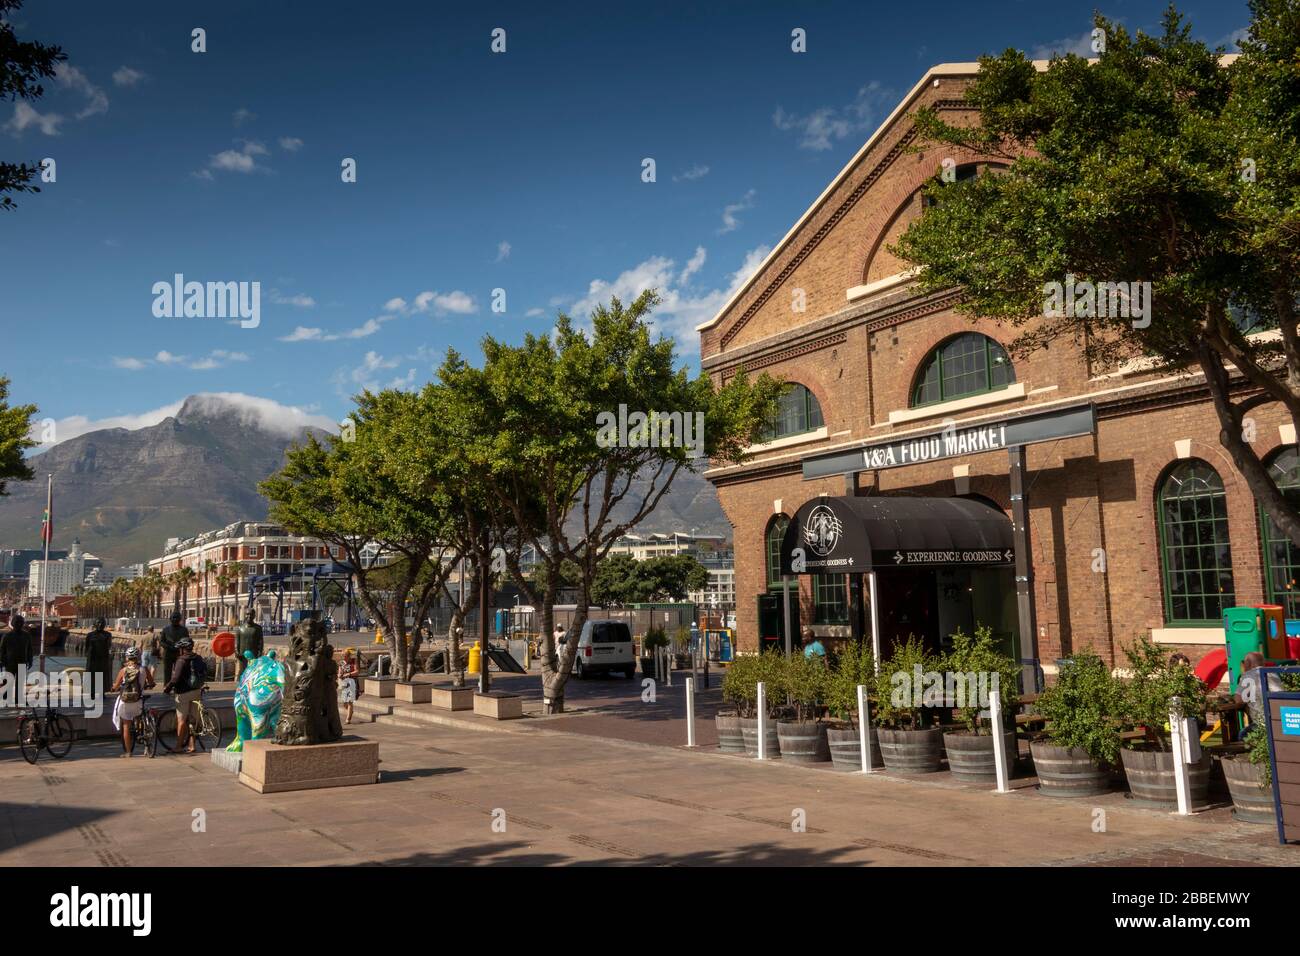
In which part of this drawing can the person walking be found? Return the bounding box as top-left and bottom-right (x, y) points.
(338, 647), (359, 725)
(163, 637), (203, 754)
(801, 626), (826, 660)
(141, 626), (158, 671)
(0, 614), (32, 679)
(110, 646), (155, 757)
(159, 612), (188, 689)
(84, 617), (114, 699)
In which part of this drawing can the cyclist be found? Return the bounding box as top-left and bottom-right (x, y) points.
(159, 612), (189, 688)
(164, 637), (204, 754)
(110, 646), (155, 757)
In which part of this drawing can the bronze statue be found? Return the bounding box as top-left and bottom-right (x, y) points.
(273, 619), (342, 746)
(159, 611), (188, 687)
(234, 608), (263, 681)
(84, 617), (113, 694)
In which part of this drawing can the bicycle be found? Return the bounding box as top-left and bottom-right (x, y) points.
(125, 694), (164, 758)
(155, 685), (224, 753)
(17, 704), (75, 764)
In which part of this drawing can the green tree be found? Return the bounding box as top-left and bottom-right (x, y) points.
(0, 377), (36, 494)
(893, 1), (1300, 545)
(1, 1), (66, 211)
(442, 291), (782, 713)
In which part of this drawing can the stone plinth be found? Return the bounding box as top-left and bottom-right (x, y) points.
(430, 686), (475, 711)
(364, 677), (396, 698)
(394, 681), (432, 704)
(237, 738), (379, 794)
(473, 691), (522, 720)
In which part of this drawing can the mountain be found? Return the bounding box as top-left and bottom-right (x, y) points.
(0, 395), (330, 567)
(0, 395), (733, 567)
(578, 466), (733, 541)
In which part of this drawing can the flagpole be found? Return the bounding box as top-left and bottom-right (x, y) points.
(39, 474), (52, 675)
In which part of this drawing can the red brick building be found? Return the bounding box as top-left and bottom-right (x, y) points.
(699, 63), (1296, 677)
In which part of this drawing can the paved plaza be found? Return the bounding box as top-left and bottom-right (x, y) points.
(1, 674), (1292, 867)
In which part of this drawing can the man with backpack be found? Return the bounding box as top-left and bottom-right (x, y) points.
(159, 612), (188, 691)
(163, 637), (207, 754)
(110, 646), (155, 757)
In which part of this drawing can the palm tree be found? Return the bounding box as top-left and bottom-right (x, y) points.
(175, 566), (197, 615)
(201, 559), (215, 622)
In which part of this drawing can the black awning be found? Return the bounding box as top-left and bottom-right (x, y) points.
(779, 495), (1014, 573)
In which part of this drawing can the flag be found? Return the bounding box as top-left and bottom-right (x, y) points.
(40, 479), (52, 544)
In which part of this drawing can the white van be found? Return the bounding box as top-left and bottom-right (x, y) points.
(565, 620), (636, 680)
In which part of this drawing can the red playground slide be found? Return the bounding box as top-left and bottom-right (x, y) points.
(1195, 647), (1228, 689)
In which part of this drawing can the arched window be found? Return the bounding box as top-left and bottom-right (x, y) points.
(1261, 447), (1300, 615)
(765, 515), (789, 591)
(761, 384), (824, 441)
(911, 333), (1014, 407)
(1156, 460), (1236, 624)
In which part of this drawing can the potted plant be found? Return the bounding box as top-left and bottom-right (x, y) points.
(717, 654), (755, 753)
(939, 625), (1021, 783)
(1222, 725), (1276, 824)
(775, 652), (831, 763)
(1118, 636), (1211, 808)
(671, 626), (693, 669)
(1031, 652), (1122, 797)
(640, 627), (668, 677)
(824, 640), (881, 771)
(872, 636), (945, 773)
(731, 651), (782, 758)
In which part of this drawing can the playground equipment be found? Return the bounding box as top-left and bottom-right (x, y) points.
(1221, 604), (1300, 692)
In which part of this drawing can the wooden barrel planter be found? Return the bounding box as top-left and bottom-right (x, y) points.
(739, 717), (780, 759)
(1029, 740), (1112, 797)
(716, 714), (745, 753)
(776, 721), (830, 763)
(1222, 756), (1275, 824)
(877, 727), (945, 774)
(827, 726), (884, 771)
(943, 731), (1018, 783)
(1120, 748), (1211, 808)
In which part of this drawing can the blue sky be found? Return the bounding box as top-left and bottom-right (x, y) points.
(0, 0), (1252, 445)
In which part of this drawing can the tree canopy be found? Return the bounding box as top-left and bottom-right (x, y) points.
(1, 0), (66, 211)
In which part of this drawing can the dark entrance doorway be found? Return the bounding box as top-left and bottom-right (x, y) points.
(874, 565), (1018, 658)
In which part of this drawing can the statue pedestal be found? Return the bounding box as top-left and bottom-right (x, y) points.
(431, 686), (475, 711)
(395, 681), (432, 703)
(238, 737), (379, 794)
(473, 691), (523, 720)
(364, 677), (396, 698)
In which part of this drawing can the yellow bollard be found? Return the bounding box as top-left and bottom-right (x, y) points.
(468, 641), (482, 674)
(374, 627), (384, 645)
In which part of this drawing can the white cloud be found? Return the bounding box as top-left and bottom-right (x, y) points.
(5, 101), (64, 136)
(1213, 27), (1250, 51)
(278, 136), (304, 151)
(54, 64), (108, 119)
(112, 66), (145, 87)
(270, 290), (316, 308)
(679, 246), (707, 284)
(199, 140), (269, 177)
(566, 244), (770, 359)
(672, 164), (710, 182)
(496, 240), (512, 261)
(279, 326), (323, 342)
(30, 392), (337, 449)
(1030, 30), (1101, 60)
(114, 349), (250, 370)
(233, 108), (256, 127)
(155, 350), (185, 365)
(718, 190), (756, 234)
(409, 290), (478, 316)
(383, 297), (407, 312)
(112, 356), (147, 371)
(525, 307), (545, 318)
(773, 82), (889, 151)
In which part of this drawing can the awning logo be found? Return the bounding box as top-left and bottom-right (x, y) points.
(803, 505), (842, 557)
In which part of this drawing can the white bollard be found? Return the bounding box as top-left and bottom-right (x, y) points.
(757, 681), (768, 760)
(1169, 697), (1194, 816)
(856, 683), (875, 774)
(666, 647), (673, 687)
(989, 697), (1011, 794)
(685, 677), (696, 747)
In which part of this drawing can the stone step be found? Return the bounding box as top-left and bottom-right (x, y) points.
(373, 714), (434, 731)
(353, 699), (393, 718)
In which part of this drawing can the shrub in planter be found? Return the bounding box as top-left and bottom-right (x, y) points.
(1118, 636), (1211, 807)
(723, 653), (781, 757)
(872, 636), (944, 774)
(824, 640), (881, 771)
(1222, 725), (1276, 823)
(775, 653), (831, 763)
(641, 627), (668, 676)
(1032, 652), (1122, 797)
(671, 626), (693, 669)
(939, 625), (1020, 783)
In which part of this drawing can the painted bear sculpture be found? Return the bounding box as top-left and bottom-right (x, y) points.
(226, 650), (285, 752)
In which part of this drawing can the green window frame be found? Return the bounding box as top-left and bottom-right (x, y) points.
(813, 573), (848, 625)
(765, 515), (789, 591)
(760, 384), (824, 441)
(1260, 447), (1300, 616)
(1156, 459), (1236, 625)
(911, 333), (1014, 407)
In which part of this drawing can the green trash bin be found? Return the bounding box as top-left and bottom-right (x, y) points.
(1223, 606), (1266, 693)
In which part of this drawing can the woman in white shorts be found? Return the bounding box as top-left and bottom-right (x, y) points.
(110, 646), (154, 757)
